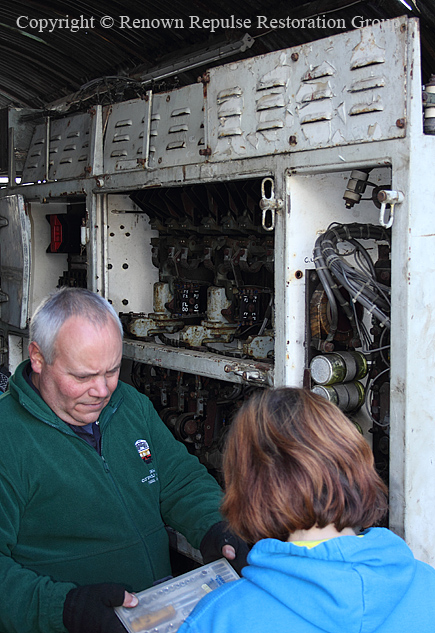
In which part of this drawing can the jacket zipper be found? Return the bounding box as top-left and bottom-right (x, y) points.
(21, 397), (159, 579)
(100, 453), (158, 579)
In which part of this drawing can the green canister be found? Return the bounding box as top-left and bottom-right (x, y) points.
(310, 351), (368, 386)
(311, 380), (365, 412)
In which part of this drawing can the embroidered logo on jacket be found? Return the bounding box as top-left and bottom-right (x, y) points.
(135, 439), (159, 485)
(135, 439), (152, 463)
(141, 469), (158, 484)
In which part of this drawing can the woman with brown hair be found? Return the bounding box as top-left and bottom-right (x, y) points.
(178, 387), (435, 633)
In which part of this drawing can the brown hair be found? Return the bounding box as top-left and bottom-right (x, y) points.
(221, 387), (388, 543)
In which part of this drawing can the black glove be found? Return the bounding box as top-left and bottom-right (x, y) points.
(63, 583), (129, 633)
(200, 521), (251, 575)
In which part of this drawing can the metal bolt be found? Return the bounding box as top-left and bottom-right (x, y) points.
(291, 52), (299, 61)
(197, 72), (210, 84)
(289, 135), (297, 146)
(396, 118), (406, 128)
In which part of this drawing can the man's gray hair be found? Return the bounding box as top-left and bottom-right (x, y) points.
(29, 287), (123, 364)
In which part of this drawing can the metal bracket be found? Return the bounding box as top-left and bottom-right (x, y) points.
(377, 190), (404, 229)
(259, 177), (283, 231)
(224, 361), (269, 384)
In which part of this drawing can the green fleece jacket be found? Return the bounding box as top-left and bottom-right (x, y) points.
(0, 360), (223, 633)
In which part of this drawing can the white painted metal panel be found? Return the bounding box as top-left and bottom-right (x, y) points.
(103, 98), (151, 173)
(386, 18), (435, 563)
(206, 17), (408, 161)
(148, 83), (206, 169)
(49, 113), (91, 180)
(22, 113), (91, 183)
(105, 194), (158, 314)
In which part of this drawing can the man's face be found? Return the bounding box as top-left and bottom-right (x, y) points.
(29, 315), (123, 426)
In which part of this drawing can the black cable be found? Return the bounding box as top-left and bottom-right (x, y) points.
(313, 223), (391, 330)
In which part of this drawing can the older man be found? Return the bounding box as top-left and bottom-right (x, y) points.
(0, 287), (246, 633)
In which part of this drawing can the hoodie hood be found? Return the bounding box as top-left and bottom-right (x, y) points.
(243, 528), (417, 633)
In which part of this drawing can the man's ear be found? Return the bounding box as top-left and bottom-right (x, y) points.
(28, 342), (45, 374)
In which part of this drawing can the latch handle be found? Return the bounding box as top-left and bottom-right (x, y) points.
(377, 190), (404, 229)
(259, 177), (283, 231)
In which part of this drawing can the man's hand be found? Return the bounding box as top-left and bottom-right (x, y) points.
(123, 591), (139, 607)
(63, 583), (138, 633)
(200, 521), (250, 575)
(222, 544), (236, 561)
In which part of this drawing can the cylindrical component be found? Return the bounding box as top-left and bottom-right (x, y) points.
(206, 286), (231, 323)
(153, 282), (172, 315)
(310, 351), (367, 386)
(311, 381), (365, 412)
(343, 169), (370, 208)
(80, 223), (87, 247)
(376, 190), (404, 205)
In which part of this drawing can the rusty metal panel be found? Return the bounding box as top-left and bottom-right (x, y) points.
(103, 98), (151, 173)
(0, 195), (30, 329)
(122, 339), (274, 387)
(206, 17), (408, 161)
(0, 107), (39, 177)
(22, 113), (91, 182)
(21, 122), (46, 182)
(148, 83), (206, 169)
(49, 113), (91, 180)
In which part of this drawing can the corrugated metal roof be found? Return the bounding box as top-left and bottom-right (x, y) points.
(0, 0), (434, 112)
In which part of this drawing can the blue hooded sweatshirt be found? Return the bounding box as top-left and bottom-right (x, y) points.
(178, 528), (435, 633)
